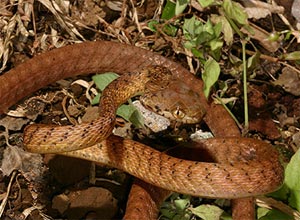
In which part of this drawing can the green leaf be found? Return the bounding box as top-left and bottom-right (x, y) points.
(285, 149), (300, 211)
(190, 204), (224, 220)
(222, 0), (248, 25)
(268, 32), (280, 42)
(160, 207), (176, 219)
(174, 214), (191, 220)
(130, 110), (144, 128)
(116, 104), (144, 128)
(284, 31), (292, 41)
(247, 51), (260, 72)
(195, 20), (218, 45)
(202, 57), (220, 98)
(197, 0), (215, 8)
(257, 207), (270, 219)
(211, 14), (233, 45)
(163, 24), (178, 37)
(209, 39), (223, 60)
(191, 48), (204, 60)
(162, 0), (176, 20)
(267, 183), (289, 201)
(183, 41), (196, 50)
(183, 16), (202, 38)
(92, 72), (144, 128)
(92, 72), (119, 91)
(213, 21), (222, 38)
(282, 51), (300, 61)
(202, 19), (215, 36)
(175, 0), (188, 15)
(148, 20), (159, 32)
(196, 31), (214, 44)
(91, 93), (101, 105)
(258, 209), (293, 220)
(91, 73), (119, 105)
(174, 198), (190, 211)
(220, 212), (233, 220)
(116, 104), (135, 120)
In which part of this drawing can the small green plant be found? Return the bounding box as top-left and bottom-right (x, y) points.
(148, 0), (253, 129)
(154, 0), (250, 99)
(160, 194), (232, 220)
(265, 150), (300, 218)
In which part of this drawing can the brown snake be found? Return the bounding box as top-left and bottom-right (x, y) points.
(23, 66), (205, 153)
(0, 41), (284, 219)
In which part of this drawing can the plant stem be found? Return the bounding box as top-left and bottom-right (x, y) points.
(242, 40), (249, 131)
(213, 95), (243, 130)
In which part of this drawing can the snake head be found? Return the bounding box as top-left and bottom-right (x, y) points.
(141, 80), (206, 124)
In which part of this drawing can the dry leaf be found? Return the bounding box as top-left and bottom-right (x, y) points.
(243, 0), (284, 19)
(132, 100), (170, 132)
(0, 116), (29, 131)
(241, 22), (281, 52)
(1, 145), (43, 182)
(273, 67), (300, 96)
(292, 0), (300, 24)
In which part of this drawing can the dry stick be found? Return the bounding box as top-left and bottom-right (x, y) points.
(212, 95), (243, 130)
(242, 40), (249, 131)
(29, 1), (37, 38)
(128, 0), (144, 37)
(256, 196), (300, 220)
(0, 171), (17, 217)
(233, 46), (279, 63)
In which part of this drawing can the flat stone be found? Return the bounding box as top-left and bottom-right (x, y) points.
(65, 187), (118, 219)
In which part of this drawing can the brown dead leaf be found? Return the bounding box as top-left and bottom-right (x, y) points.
(64, 187), (118, 219)
(292, 131), (300, 147)
(1, 145), (43, 182)
(274, 67), (300, 96)
(241, 22), (281, 52)
(292, 0), (300, 24)
(0, 116), (29, 131)
(243, 0), (284, 19)
(24, 99), (46, 120)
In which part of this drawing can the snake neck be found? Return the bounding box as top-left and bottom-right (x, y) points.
(98, 65), (174, 117)
(24, 66), (174, 154)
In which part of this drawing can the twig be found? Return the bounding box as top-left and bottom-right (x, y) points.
(0, 170), (17, 217)
(212, 95), (243, 130)
(129, 0), (144, 37)
(242, 40), (249, 132)
(256, 196), (300, 220)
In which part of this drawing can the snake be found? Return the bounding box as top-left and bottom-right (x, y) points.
(23, 65), (205, 153)
(0, 41), (284, 219)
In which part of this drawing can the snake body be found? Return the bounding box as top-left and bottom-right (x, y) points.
(60, 136), (283, 198)
(23, 66), (205, 153)
(0, 41), (284, 219)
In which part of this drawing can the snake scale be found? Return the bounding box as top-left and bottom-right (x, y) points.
(0, 41), (284, 219)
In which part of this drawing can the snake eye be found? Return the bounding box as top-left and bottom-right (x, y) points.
(172, 107), (185, 120)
